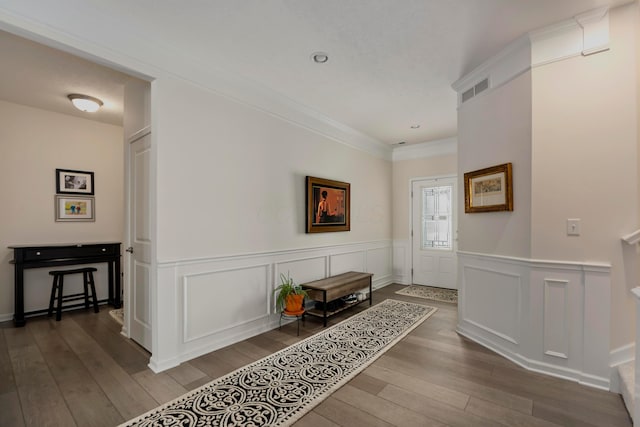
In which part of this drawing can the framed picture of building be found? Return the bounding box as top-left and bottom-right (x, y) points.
(464, 163), (513, 213)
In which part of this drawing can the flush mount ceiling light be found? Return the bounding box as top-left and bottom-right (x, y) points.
(410, 124), (421, 129)
(311, 52), (329, 63)
(68, 94), (103, 113)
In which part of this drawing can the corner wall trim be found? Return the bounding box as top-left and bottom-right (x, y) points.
(458, 251), (611, 391)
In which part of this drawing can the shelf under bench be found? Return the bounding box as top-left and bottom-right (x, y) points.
(301, 271), (373, 327)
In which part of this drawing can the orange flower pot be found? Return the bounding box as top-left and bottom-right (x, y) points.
(284, 294), (304, 315)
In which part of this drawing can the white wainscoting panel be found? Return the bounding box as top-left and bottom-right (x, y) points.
(148, 240), (393, 373)
(329, 251), (366, 276)
(543, 279), (569, 359)
(367, 246), (392, 289)
(275, 256), (327, 286)
(457, 251), (611, 390)
(183, 264), (270, 343)
(462, 265), (521, 345)
(392, 239), (410, 285)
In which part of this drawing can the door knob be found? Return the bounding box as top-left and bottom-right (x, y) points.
(126, 247), (134, 253)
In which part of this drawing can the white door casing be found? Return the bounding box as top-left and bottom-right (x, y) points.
(411, 176), (458, 289)
(126, 130), (152, 351)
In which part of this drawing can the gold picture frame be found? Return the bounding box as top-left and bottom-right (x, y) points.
(306, 176), (350, 233)
(464, 163), (513, 213)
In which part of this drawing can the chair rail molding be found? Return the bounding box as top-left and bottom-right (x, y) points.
(622, 229), (640, 245)
(457, 251), (611, 390)
(148, 239), (394, 372)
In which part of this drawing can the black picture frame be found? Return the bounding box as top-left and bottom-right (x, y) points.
(56, 168), (94, 195)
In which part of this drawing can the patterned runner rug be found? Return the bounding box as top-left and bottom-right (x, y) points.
(120, 299), (436, 427)
(395, 285), (458, 304)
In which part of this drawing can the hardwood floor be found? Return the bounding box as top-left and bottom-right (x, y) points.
(0, 284), (632, 426)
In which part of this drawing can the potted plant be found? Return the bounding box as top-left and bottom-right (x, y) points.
(275, 272), (308, 315)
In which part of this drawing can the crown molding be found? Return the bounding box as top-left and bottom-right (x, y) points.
(451, 35), (531, 97)
(392, 137), (457, 162)
(0, 4), (392, 161)
(452, 6), (610, 102)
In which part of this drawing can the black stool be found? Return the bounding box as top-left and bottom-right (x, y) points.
(48, 267), (99, 321)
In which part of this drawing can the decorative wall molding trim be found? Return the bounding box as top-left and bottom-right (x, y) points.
(0, 7), (392, 161)
(543, 279), (569, 359)
(392, 239), (410, 285)
(457, 250), (611, 272)
(182, 263), (271, 343)
(158, 240), (392, 267)
(392, 137), (457, 162)
(610, 343), (635, 367)
(575, 6), (610, 55)
(462, 264), (522, 346)
(458, 251), (611, 390)
(622, 230), (640, 245)
(457, 322), (610, 391)
(452, 35), (530, 99)
(148, 240), (393, 371)
(452, 6), (610, 106)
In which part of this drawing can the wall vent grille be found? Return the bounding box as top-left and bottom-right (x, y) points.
(461, 78), (490, 103)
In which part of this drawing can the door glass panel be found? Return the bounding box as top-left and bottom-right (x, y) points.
(421, 186), (452, 250)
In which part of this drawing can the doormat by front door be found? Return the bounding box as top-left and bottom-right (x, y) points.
(395, 285), (458, 304)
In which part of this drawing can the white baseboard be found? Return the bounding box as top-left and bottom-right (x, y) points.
(150, 239), (394, 372)
(457, 251), (612, 391)
(457, 325), (610, 390)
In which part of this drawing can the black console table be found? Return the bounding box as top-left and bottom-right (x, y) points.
(9, 242), (122, 326)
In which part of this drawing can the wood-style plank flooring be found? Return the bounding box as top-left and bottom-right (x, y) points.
(0, 284), (632, 426)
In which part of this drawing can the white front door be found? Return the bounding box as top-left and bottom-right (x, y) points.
(127, 131), (152, 351)
(411, 177), (457, 289)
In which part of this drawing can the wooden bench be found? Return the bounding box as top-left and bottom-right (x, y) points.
(302, 271), (373, 327)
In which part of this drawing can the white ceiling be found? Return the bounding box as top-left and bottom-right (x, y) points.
(0, 0), (633, 143)
(0, 30), (130, 126)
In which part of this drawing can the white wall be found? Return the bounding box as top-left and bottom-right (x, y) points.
(153, 76), (392, 261)
(531, 4), (638, 350)
(149, 76), (393, 370)
(455, 4), (638, 388)
(0, 100), (124, 320)
(457, 71), (533, 259)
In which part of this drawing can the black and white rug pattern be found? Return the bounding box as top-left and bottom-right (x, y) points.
(395, 285), (458, 304)
(120, 299), (436, 427)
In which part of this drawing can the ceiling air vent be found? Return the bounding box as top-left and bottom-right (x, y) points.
(474, 78), (489, 94)
(461, 78), (490, 103)
(462, 87), (474, 103)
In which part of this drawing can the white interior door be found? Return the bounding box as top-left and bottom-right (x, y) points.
(127, 132), (152, 351)
(411, 177), (457, 289)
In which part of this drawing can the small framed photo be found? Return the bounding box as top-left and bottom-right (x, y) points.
(55, 195), (95, 222)
(306, 176), (350, 233)
(56, 168), (94, 195)
(464, 163), (513, 213)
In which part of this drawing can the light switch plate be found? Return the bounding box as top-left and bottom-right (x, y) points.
(567, 218), (581, 236)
